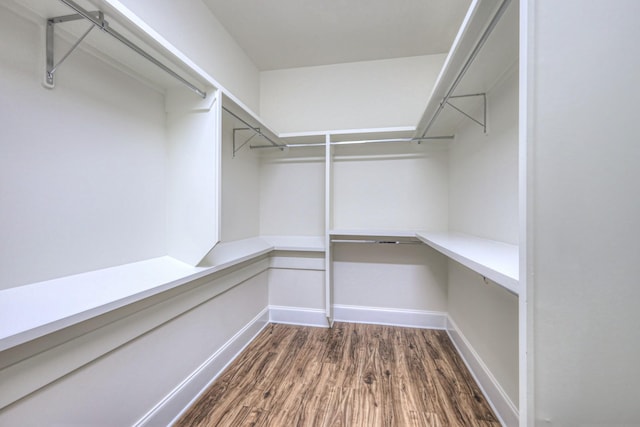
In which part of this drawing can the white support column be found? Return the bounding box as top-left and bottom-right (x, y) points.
(324, 133), (334, 326)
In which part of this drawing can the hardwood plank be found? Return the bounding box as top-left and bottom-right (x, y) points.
(174, 322), (500, 427)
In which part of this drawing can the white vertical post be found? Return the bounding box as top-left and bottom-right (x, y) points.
(324, 133), (334, 326)
(519, 0), (532, 425)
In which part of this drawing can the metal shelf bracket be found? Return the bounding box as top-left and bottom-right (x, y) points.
(232, 128), (259, 157)
(44, 0), (207, 98)
(446, 93), (487, 134)
(223, 106), (285, 157)
(45, 11), (104, 87)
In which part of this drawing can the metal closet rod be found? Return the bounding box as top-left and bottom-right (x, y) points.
(420, 0), (511, 138)
(250, 136), (453, 150)
(331, 239), (421, 245)
(58, 0), (207, 99)
(222, 106), (284, 148)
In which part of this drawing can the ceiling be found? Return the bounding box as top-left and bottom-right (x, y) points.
(202, 0), (472, 71)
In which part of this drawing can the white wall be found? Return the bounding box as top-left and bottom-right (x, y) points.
(268, 251), (326, 323)
(0, 7), (166, 289)
(448, 67), (519, 244)
(529, 1), (640, 424)
(118, 0), (261, 112)
(332, 145), (449, 231)
(0, 263), (269, 426)
(259, 151), (325, 236)
(448, 263), (518, 407)
(260, 55), (447, 133)
(220, 114), (261, 242)
(445, 60), (520, 412)
(333, 244), (448, 313)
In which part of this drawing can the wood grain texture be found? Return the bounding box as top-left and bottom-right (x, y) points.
(175, 323), (499, 427)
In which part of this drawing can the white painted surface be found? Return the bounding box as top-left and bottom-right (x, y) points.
(448, 66), (519, 245)
(0, 6), (167, 289)
(269, 252), (325, 271)
(0, 272), (268, 425)
(117, 0), (260, 111)
(203, 0), (470, 70)
(0, 257), (204, 351)
(166, 96), (220, 265)
(332, 148), (449, 231)
(269, 306), (328, 328)
(330, 229), (419, 239)
(220, 112), (261, 242)
(0, 259), (269, 409)
(261, 236), (325, 252)
(260, 55), (447, 133)
(333, 243), (448, 312)
(529, 1), (640, 424)
(259, 156), (325, 236)
(447, 262), (518, 411)
(146, 308), (269, 426)
(518, 1), (531, 422)
(416, 0), (518, 138)
(199, 237), (272, 268)
(417, 231), (518, 294)
(334, 305), (447, 330)
(447, 315), (518, 427)
(268, 269), (325, 310)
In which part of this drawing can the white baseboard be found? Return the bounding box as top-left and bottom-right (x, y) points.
(134, 307), (270, 427)
(269, 305), (329, 327)
(446, 316), (519, 427)
(333, 304), (447, 330)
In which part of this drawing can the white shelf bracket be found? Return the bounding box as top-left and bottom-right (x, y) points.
(45, 11), (104, 88)
(446, 93), (487, 134)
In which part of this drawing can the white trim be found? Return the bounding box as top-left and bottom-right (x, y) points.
(135, 308), (270, 427)
(446, 316), (519, 427)
(333, 305), (447, 330)
(269, 255), (325, 271)
(269, 306), (329, 328)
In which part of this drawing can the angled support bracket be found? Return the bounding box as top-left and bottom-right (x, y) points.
(45, 11), (105, 88)
(232, 128), (260, 157)
(445, 93), (487, 134)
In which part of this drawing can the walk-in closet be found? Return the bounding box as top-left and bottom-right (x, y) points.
(1, 0), (639, 425)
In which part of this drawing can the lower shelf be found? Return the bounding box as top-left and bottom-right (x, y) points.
(0, 256), (209, 352)
(416, 231), (519, 295)
(0, 236), (325, 352)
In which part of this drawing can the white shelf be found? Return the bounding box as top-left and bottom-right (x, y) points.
(415, 0), (518, 138)
(260, 235), (325, 252)
(416, 231), (518, 294)
(0, 257), (211, 352)
(5, 0), (214, 99)
(329, 229), (419, 242)
(0, 235), (330, 352)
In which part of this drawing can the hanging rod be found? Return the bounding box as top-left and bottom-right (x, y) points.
(48, 0), (207, 98)
(419, 0), (511, 138)
(331, 239), (421, 245)
(249, 136), (453, 150)
(222, 106), (285, 152)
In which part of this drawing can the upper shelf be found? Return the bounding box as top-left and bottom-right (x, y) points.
(415, 0), (518, 139)
(6, 0), (214, 100)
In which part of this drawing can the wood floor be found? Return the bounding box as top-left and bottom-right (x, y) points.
(175, 322), (499, 427)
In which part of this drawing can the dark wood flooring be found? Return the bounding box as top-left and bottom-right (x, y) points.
(174, 322), (499, 426)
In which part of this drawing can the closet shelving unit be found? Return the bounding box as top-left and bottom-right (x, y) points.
(415, 0), (519, 295)
(1, 0), (222, 352)
(241, 2), (520, 299)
